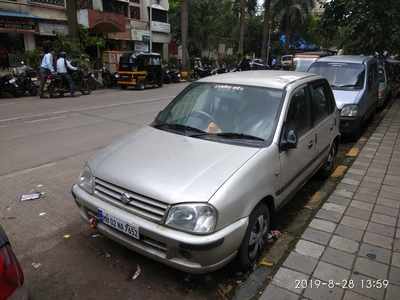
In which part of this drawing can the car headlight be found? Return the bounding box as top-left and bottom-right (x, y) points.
(9, 78), (16, 84)
(79, 165), (94, 194)
(341, 105), (359, 117)
(165, 204), (217, 234)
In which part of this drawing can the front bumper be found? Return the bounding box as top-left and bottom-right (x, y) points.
(339, 116), (362, 135)
(71, 184), (248, 274)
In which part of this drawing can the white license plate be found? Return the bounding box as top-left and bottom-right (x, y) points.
(31, 77), (38, 81)
(98, 209), (140, 239)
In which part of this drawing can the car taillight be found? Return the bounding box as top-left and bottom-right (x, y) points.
(0, 244), (24, 300)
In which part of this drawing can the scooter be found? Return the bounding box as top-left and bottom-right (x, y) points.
(0, 74), (23, 98)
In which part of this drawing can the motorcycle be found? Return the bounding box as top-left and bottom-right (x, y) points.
(102, 67), (118, 88)
(15, 68), (39, 96)
(46, 69), (91, 98)
(0, 74), (23, 98)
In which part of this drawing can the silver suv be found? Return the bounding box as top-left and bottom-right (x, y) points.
(72, 71), (340, 273)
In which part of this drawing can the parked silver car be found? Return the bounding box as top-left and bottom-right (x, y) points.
(308, 55), (379, 136)
(72, 71), (340, 273)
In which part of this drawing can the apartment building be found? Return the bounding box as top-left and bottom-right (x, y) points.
(0, 0), (68, 67)
(77, 0), (171, 60)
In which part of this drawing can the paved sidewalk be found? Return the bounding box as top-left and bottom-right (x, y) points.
(261, 101), (400, 300)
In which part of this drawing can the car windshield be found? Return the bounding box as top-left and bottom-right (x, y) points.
(308, 62), (365, 90)
(295, 58), (316, 72)
(154, 83), (283, 145)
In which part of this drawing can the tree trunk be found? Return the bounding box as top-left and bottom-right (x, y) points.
(238, 0), (246, 56)
(261, 0), (271, 62)
(181, 0), (189, 69)
(66, 0), (78, 40)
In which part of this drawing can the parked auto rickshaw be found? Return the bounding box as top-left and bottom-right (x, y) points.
(117, 52), (163, 90)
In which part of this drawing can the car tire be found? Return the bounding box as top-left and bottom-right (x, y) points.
(136, 81), (145, 90)
(319, 141), (338, 178)
(120, 85), (127, 90)
(237, 203), (270, 271)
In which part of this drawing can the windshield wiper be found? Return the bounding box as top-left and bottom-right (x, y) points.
(191, 132), (265, 141)
(332, 84), (359, 89)
(153, 123), (206, 135)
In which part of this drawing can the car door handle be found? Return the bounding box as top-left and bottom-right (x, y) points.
(308, 140), (314, 149)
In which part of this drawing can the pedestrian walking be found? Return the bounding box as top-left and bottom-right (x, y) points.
(56, 51), (78, 97)
(39, 45), (55, 98)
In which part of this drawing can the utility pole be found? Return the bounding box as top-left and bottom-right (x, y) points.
(149, 0), (153, 53)
(66, 0), (78, 40)
(266, 21), (272, 65)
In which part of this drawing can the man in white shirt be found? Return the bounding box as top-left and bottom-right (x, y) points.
(56, 51), (78, 97)
(39, 46), (55, 98)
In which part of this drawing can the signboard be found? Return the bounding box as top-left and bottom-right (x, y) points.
(135, 42), (149, 52)
(151, 21), (170, 34)
(0, 18), (36, 33)
(38, 23), (69, 36)
(132, 29), (150, 41)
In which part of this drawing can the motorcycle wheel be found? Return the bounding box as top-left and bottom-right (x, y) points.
(48, 83), (59, 98)
(81, 80), (92, 95)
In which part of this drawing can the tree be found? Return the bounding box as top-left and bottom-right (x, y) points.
(238, 0), (246, 56)
(320, 0), (400, 54)
(272, 0), (315, 51)
(261, 0), (271, 61)
(181, 0), (189, 69)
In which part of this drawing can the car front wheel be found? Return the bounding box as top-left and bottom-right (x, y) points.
(237, 203), (270, 271)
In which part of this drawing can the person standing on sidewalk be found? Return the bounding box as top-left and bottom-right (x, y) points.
(56, 51), (78, 97)
(39, 46), (55, 98)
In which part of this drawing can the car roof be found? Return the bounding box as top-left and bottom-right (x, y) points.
(197, 71), (318, 89)
(316, 55), (374, 64)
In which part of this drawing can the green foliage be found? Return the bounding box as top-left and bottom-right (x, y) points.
(23, 49), (42, 69)
(320, 0), (400, 54)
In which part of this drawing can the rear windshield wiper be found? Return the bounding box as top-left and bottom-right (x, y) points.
(153, 123), (206, 135)
(332, 84), (359, 89)
(191, 132), (265, 141)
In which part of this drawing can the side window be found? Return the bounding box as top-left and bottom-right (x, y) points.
(286, 87), (312, 137)
(310, 83), (331, 124)
(368, 63), (376, 88)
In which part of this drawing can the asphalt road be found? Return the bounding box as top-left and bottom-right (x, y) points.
(0, 84), (382, 300)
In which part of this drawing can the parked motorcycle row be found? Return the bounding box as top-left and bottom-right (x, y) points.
(0, 63), (39, 98)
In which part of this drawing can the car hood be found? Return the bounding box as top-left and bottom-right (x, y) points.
(90, 126), (260, 205)
(332, 89), (362, 109)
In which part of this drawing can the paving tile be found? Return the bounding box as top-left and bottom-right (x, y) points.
(333, 189), (354, 199)
(337, 183), (359, 193)
(353, 193), (378, 203)
(303, 280), (344, 300)
(363, 176), (383, 184)
(396, 229), (400, 239)
(344, 173), (364, 182)
(349, 273), (385, 300)
(376, 198), (400, 209)
(373, 204), (399, 217)
(343, 290), (373, 300)
(309, 219), (337, 233)
(354, 257), (388, 279)
(327, 196), (351, 207)
(394, 239), (400, 252)
(283, 252), (318, 275)
(321, 247), (355, 270)
(295, 240), (325, 259)
(348, 168), (366, 176)
(357, 187), (380, 196)
(381, 185), (400, 195)
(302, 228), (332, 246)
(392, 252), (400, 268)
(389, 266), (400, 285)
(379, 190), (400, 201)
(260, 284), (300, 300)
(371, 213), (397, 226)
(316, 209), (342, 223)
(329, 235), (359, 253)
(272, 267), (308, 294)
(335, 224), (364, 242)
(363, 232), (393, 249)
(358, 243), (391, 264)
(322, 203), (347, 214)
(350, 200), (374, 211)
(313, 261), (350, 282)
(366, 222), (396, 237)
(341, 216), (368, 231)
(341, 178), (361, 186)
(345, 207), (372, 221)
(385, 283), (400, 300)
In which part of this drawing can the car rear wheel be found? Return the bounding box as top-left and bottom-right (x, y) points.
(237, 203), (270, 271)
(319, 140), (338, 178)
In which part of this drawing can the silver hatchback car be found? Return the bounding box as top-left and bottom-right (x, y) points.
(72, 71), (340, 273)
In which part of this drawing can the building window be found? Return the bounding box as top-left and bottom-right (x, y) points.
(78, 0), (92, 9)
(30, 0), (65, 6)
(151, 8), (167, 23)
(130, 6), (140, 20)
(103, 0), (128, 17)
(130, 0), (140, 3)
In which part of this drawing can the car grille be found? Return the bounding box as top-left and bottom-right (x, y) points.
(94, 178), (169, 223)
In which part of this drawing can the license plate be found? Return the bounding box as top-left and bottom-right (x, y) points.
(98, 209), (139, 239)
(31, 77), (38, 81)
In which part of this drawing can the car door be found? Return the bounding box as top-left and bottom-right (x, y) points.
(367, 62), (379, 114)
(309, 79), (336, 164)
(277, 85), (318, 204)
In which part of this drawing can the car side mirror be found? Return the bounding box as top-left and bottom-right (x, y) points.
(281, 129), (298, 151)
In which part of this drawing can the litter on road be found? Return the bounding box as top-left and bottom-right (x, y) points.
(63, 234), (71, 239)
(39, 212), (47, 216)
(32, 262), (41, 269)
(131, 265), (141, 280)
(20, 192), (44, 202)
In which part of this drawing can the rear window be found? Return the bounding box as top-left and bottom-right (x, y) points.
(308, 62), (365, 90)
